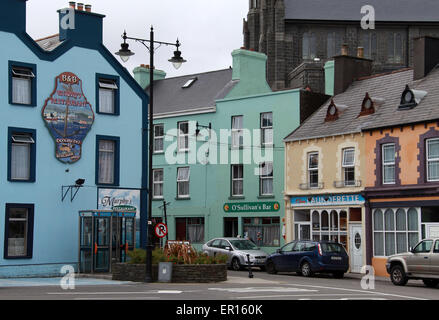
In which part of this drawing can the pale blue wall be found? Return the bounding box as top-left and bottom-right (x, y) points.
(0, 32), (143, 277)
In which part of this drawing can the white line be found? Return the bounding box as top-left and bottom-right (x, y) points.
(236, 294), (388, 299)
(74, 297), (160, 300)
(282, 283), (427, 300)
(48, 290), (182, 295)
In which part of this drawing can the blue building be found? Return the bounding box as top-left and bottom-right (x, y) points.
(0, 0), (148, 277)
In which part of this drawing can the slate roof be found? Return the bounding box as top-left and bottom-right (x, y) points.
(148, 68), (237, 116)
(35, 34), (63, 51)
(284, 68), (415, 141)
(284, 0), (439, 22)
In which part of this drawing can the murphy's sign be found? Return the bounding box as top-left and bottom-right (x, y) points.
(291, 194), (365, 207)
(42, 72), (94, 163)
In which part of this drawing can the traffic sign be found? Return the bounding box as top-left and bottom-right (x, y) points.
(154, 222), (168, 238)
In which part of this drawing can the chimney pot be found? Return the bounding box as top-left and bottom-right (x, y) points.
(341, 44), (349, 56)
(69, 1), (76, 9)
(85, 4), (91, 12)
(77, 3), (84, 10)
(357, 47), (364, 59)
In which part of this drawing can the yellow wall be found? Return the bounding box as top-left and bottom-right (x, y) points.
(372, 257), (389, 277)
(285, 133), (366, 196)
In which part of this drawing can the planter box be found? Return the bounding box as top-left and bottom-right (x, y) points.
(112, 263), (227, 283)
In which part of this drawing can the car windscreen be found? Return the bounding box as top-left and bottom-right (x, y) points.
(229, 240), (259, 250)
(321, 243), (345, 254)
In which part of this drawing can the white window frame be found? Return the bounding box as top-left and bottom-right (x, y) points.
(98, 79), (118, 114)
(260, 112), (273, 146)
(12, 67), (34, 105)
(153, 168), (164, 199)
(342, 148), (355, 186)
(177, 167), (190, 198)
(382, 143), (396, 185)
(426, 138), (439, 182)
(259, 162), (273, 196)
(231, 116), (243, 149)
(7, 208), (29, 257)
(231, 164), (244, 197)
(177, 121), (189, 152)
(308, 152), (319, 188)
(11, 133), (34, 181)
(98, 140), (115, 185)
(153, 124), (164, 153)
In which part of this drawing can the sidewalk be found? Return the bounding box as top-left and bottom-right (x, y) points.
(344, 272), (390, 282)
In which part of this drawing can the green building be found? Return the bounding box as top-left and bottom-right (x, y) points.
(133, 49), (327, 253)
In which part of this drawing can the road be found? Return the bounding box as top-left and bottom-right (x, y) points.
(0, 270), (438, 301)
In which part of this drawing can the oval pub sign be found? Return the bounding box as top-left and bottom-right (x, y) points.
(42, 72), (95, 163)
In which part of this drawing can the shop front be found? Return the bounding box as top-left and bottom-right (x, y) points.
(287, 193), (365, 273)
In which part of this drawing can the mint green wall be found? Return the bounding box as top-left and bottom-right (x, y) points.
(325, 60), (335, 96)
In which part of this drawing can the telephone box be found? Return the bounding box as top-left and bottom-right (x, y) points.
(78, 210), (136, 273)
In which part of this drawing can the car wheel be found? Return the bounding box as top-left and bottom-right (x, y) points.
(301, 261), (313, 277)
(333, 271), (344, 279)
(266, 261), (277, 274)
(390, 265), (408, 286)
(231, 257), (242, 271)
(422, 279), (439, 288)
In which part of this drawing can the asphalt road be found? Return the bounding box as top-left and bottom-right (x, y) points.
(0, 270), (438, 301)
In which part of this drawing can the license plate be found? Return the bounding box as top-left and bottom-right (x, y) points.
(331, 256), (342, 261)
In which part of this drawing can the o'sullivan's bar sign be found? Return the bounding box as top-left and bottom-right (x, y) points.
(291, 194), (365, 207)
(42, 72), (95, 163)
(224, 202), (280, 213)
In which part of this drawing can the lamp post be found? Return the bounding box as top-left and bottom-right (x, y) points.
(115, 27), (186, 282)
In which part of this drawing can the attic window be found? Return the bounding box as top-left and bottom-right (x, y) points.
(399, 85), (427, 110)
(359, 92), (375, 116)
(182, 77), (197, 88)
(325, 99), (339, 122)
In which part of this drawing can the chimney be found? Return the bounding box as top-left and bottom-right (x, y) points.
(226, 48), (271, 98)
(341, 44), (349, 56)
(85, 4), (92, 12)
(357, 47), (364, 59)
(413, 36), (439, 80)
(58, 3), (105, 46)
(133, 65), (167, 90)
(333, 51), (373, 95)
(69, 2), (76, 9)
(1, 0), (27, 33)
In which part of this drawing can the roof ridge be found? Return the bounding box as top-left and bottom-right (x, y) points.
(34, 33), (59, 42)
(356, 68), (413, 81)
(156, 68), (232, 81)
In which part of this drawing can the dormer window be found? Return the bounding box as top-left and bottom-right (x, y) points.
(399, 85), (427, 110)
(359, 92), (375, 116)
(325, 99), (339, 122)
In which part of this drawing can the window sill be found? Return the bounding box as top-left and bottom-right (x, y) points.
(152, 197), (164, 201)
(96, 183), (120, 187)
(96, 111), (120, 116)
(175, 197), (191, 200)
(228, 196), (245, 200)
(8, 179), (35, 183)
(153, 151), (165, 155)
(257, 195), (275, 199)
(10, 102), (36, 107)
(4, 255), (32, 260)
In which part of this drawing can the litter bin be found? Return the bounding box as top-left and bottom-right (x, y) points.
(158, 262), (173, 283)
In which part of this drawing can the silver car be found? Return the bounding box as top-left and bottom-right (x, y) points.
(202, 237), (269, 271)
(386, 238), (439, 287)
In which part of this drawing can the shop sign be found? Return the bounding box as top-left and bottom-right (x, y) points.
(98, 188), (140, 219)
(42, 72), (95, 163)
(291, 194), (365, 207)
(223, 201), (280, 213)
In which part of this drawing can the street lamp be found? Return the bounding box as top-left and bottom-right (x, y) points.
(116, 27), (186, 283)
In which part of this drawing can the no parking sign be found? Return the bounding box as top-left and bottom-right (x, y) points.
(154, 222), (168, 238)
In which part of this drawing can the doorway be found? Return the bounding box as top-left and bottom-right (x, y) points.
(224, 218), (238, 237)
(349, 224), (363, 273)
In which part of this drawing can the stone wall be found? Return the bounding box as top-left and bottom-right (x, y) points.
(112, 263), (227, 283)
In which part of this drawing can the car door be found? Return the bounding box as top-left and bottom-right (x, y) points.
(406, 240), (434, 275)
(206, 239), (221, 257)
(289, 241), (306, 271)
(217, 239), (233, 263)
(273, 241), (296, 272)
(430, 240), (439, 275)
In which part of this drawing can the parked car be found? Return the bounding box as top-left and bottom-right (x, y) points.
(386, 238), (439, 287)
(265, 240), (349, 278)
(202, 237), (268, 271)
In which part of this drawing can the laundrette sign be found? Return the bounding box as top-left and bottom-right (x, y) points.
(291, 194), (365, 207)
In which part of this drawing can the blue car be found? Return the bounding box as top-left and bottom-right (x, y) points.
(265, 240), (349, 278)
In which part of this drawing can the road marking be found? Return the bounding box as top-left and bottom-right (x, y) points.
(236, 293), (388, 299)
(208, 287), (318, 293)
(74, 297), (160, 300)
(48, 290), (182, 295)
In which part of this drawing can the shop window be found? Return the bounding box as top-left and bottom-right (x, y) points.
(176, 167), (190, 198)
(260, 112), (273, 146)
(231, 164), (244, 197)
(96, 74), (120, 115)
(321, 211), (329, 231)
(177, 121), (189, 152)
(259, 162), (273, 196)
(231, 116), (243, 148)
(4, 204), (34, 259)
(298, 209), (347, 245)
(373, 207), (420, 257)
(96, 136), (120, 186)
(175, 217), (204, 243)
(243, 217), (280, 247)
(9, 61), (36, 106)
(153, 124), (164, 153)
(8, 127), (36, 182)
(153, 169), (164, 199)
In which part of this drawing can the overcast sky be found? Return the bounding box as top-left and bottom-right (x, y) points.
(26, 0), (248, 78)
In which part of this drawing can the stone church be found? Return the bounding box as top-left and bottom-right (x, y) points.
(243, 0), (439, 92)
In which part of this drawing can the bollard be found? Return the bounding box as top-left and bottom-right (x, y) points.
(246, 254), (254, 278)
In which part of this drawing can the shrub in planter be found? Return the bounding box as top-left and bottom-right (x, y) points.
(127, 248), (227, 265)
